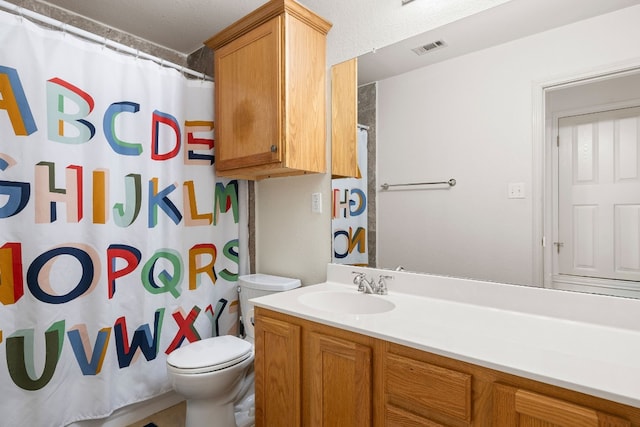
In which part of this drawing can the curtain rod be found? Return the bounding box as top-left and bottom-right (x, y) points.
(0, 0), (213, 82)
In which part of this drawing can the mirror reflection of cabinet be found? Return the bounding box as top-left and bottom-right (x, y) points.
(205, 0), (332, 180)
(331, 58), (360, 179)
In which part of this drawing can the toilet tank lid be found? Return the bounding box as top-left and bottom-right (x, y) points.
(239, 274), (301, 291)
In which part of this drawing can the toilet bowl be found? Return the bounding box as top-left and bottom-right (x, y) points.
(166, 274), (301, 427)
(167, 336), (254, 427)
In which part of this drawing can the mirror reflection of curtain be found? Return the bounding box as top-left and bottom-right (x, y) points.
(332, 127), (368, 265)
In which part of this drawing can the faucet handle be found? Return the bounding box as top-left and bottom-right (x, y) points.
(376, 275), (393, 295)
(352, 271), (366, 291)
(351, 271), (365, 282)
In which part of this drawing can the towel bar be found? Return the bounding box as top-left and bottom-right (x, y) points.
(380, 179), (456, 190)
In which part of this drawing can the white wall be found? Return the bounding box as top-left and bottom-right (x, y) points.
(376, 5), (640, 285)
(255, 174), (331, 285)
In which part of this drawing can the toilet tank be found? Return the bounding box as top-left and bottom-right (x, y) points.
(238, 274), (301, 341)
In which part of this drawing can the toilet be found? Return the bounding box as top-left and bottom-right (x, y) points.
(166, 274), (301, 427)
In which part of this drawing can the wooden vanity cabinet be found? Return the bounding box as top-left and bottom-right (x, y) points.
(254, 307), (640, 427)
(205, 0), (331, 180)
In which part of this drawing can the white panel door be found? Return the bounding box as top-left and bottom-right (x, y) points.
(557, 106), (640, 282)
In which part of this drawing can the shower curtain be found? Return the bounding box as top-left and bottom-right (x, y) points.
(332, 127), (368, 265)
(0, 10), (244, 426)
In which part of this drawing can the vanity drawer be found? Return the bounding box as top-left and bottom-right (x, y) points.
(386, 404), (447, 426)
(385, 351), (472, 424)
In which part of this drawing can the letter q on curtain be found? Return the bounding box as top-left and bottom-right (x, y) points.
(0, 9), (245, 426)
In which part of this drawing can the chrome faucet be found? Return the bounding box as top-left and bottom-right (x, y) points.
(352, 272), (392, 295)
(352, 272), (375, 293)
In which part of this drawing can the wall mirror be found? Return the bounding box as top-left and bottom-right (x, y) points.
(347, 0), (640, 299)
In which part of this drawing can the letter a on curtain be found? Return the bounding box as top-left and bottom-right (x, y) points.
(0, 10), (244, 426)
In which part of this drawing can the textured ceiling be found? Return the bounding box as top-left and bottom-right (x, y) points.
(39, 0), (513, 60)
(40, 0), (269, 54)
(358, 0), (640, 84)
(35, 0), (640, 76)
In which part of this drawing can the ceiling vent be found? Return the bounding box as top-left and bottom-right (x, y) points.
(411, 40), (447, 56)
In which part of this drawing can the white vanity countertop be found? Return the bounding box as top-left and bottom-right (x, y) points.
(251, 264), (640, 408)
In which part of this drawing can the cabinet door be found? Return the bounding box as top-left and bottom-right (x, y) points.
(308, 331), (373, 427)
(254, 314), (301, 427)
(214, 17), (282, 171)
(493, 384), (631, 427)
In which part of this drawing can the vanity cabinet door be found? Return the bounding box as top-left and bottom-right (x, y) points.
(254, 312), (301, 427)
(385, 350), (472, 426)
(493, 384), (631, 427)
(307, 330), (373, 427)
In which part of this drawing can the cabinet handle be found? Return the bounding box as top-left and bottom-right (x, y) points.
(270, 145), (277, 153)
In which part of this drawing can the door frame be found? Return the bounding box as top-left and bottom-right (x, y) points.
(531, 59), (640, 294)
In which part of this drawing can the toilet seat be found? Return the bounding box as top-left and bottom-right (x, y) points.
(167, 335), (253, 374)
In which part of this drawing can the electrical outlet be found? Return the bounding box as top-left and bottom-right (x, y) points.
(508, 183), (525, 199)
(311, 192), (322, 213)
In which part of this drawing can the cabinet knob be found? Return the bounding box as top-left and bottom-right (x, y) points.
(270, 145), (278, 153)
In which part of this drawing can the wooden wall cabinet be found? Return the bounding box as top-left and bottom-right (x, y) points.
(254, 307), (640, 426)
(205, 0), (332, 180)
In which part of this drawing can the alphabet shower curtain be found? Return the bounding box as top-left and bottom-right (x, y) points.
(0, 10), (244, 427)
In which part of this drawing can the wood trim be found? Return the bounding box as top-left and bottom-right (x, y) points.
(215, 163), (306, 179)
(282, 0), (332, 34)
(216, 151), (280, 171)
(205, 0), (331, 49)
(515, 388), (599, 427)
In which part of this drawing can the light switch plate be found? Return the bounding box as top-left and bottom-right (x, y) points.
(311, 192), (322, 213)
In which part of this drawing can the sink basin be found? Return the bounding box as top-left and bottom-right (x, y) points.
(298, 290), (395, 315)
